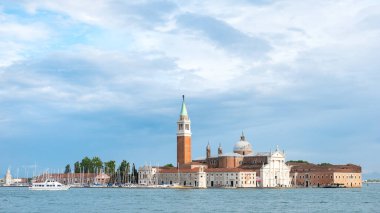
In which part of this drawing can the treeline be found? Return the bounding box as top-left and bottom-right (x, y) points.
(365, 179), (380, 182)
(64, 156), (139, 183)
(287, 160), (309, 164)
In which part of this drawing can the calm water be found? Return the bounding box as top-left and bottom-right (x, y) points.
(1, 184), (379, 213)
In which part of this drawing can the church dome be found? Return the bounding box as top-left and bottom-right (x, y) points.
(233, 133), (253, 155)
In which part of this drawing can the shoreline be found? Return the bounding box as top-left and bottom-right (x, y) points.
(0, 185), (366, 189)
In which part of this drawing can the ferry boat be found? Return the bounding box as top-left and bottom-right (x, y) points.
(29, 179), (70, 191)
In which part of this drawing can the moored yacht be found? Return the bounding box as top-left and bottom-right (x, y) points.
(29, 179), (70, 191)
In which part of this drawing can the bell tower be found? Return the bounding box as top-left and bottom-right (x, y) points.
(218, 143), (223, 156)
(177, 95), (192, 167)
(206, 142), (211, 159)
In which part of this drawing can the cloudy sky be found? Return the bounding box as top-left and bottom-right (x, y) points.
(1, 0), (379, 178)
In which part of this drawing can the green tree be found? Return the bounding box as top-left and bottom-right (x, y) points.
(131, 163), (138, 183)
(81, 156), (93, 173)
(74, 161), (81, 173)
(64, 164), (71, 174)
(92, 156), (103, 173)
(104, 160), (116, 184)
(163, 163), (174, 167)
(104, 160), (116, 174)
(118, 160), (129, 184)
(287, 160), (309, 164)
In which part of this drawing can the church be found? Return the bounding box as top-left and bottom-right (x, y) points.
(139, 96), (292, 188)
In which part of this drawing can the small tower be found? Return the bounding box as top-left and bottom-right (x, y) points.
(206, 142), (211, 159)
(177, 95), (192, 167)
(4, 168), (12, 186)
(218, 143), (223, 156)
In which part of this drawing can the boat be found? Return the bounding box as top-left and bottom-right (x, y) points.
(322, 183), (346, 188)
(29, 179), (70, 191)
(90, 183), (108, 188)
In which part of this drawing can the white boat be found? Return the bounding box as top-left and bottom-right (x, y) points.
(90, 183), (108, 188)
(29, 179), (70, 191)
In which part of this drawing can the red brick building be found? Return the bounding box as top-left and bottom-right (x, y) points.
(288, 162), (362, 188)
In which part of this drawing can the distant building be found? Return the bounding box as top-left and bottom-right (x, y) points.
(194, 136), (291, 188)
(139, 96), (362, 188)
(288, 162), (362, 188)
(205, 168), (256, 188)
(35, 173), (110, 185)
(177, 95), (192, 167)
(138, 166), (255, 188)
(4, 168), (12, 186)
(139, 96), (290, 188)
(1, 169), (28, 186)
(158, 167), (207, 188)
(138, 165), (158, 185)
(11, 178), (28, 185)
(179, 96), (291, 187)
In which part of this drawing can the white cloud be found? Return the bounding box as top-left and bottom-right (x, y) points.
(0, 10), (50, 67)
(1, 0), (380, 174)
(2, 0), (379, 106)
(0, 23), (49, 41)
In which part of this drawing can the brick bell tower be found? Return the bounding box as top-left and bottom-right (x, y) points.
(177, 95), (192, 167)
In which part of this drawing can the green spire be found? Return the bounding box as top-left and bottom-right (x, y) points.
(180, 95), (188, 116)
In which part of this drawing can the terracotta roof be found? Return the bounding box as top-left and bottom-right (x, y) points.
(190, 162), (207, 165)
(205, 168), (256, 173)
(287, 163), (361, 173)
(36, 173), (110, 178)
(157, 167), (256, 173)
(219, 153), (243, 157)
(240, 165), (264, 170)
(158, 168), (201, 173)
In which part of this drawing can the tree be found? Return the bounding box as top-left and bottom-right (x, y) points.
(92, 156), (103, 173)
(287, 160), (309, 164)
(64, 164), (71, 174)
(74, 161), (81, 173)
(104, 160), (116, 184)
(118, 160), (129, 184)
(104, 160), (116, 174)
(163, 163), (174, 167)
(81, 156), (93, 173)
(131, 163), (138, 184)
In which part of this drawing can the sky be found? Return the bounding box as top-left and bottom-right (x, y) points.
(0, 0), (380, 179)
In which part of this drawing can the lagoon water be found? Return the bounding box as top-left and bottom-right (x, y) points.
(1, 184), (379, 213)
